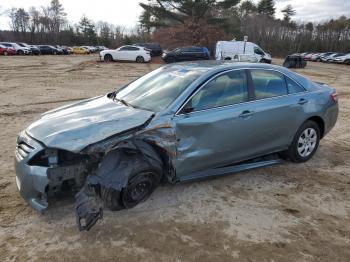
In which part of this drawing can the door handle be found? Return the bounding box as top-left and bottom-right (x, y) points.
(239, 110), (254, 118)
(298, 98), (308, 105)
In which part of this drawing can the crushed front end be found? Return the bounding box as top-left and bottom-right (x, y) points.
(14, 131), (94, 213)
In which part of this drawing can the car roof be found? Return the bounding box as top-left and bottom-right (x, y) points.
(162, 61), (288, 74)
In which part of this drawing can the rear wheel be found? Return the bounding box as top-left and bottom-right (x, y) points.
(136, 56), (145, 63)
(3, 51), (8, 56)
(104, 54), (113, 62)
(17, 50), (24, 55)
(286, 121), (320, 163)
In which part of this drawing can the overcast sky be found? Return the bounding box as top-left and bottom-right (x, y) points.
(0, 0), (349, 30)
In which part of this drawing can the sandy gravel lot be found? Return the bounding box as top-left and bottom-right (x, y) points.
(0, 55), (349, 261)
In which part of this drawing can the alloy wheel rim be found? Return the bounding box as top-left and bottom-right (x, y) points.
(297, 128), (317, 157)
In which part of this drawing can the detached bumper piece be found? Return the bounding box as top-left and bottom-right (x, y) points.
(75, 185), (103, 231)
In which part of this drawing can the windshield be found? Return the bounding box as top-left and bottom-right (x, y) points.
(116, 66), (203, 112)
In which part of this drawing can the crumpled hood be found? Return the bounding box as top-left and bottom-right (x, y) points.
(26, 96), (154, 152)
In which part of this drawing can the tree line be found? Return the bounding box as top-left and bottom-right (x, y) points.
(0, 0), (349, 56)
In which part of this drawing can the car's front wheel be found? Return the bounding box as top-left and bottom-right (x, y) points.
(104, 54), (113, 62)
(286, 121), (320, 163)
(136, 56), (145, 63)
(122, 170), (160, 208)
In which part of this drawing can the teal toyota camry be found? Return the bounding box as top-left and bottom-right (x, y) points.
(15, 61), (338, 230)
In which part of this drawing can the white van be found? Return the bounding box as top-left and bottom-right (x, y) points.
(215, 41), (272, 63)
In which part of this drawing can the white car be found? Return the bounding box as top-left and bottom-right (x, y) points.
(0, 42), (31, 55)
(334, 53), (350, 65)
(100, 45), (151, 63)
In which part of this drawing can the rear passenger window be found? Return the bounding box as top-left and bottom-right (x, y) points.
(190, 70), (248, 111)
(285, 77), (305, 94)
(251, 70), (287, 99)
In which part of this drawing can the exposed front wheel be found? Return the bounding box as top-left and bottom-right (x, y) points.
(122, 171), (160, 208)
(286, 121), (320, 163)
(17, 50), (24, 55)
(136, 56), (145, 63)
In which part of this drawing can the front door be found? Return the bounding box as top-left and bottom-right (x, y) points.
(173, 69), (256, 177)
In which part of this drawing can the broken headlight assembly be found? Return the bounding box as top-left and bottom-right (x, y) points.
(28, 148), (85, 167)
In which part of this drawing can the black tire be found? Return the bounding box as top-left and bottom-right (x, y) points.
(286, 120), (320, 163)
(3, 51), (8, 56)
(316, 58), (321, 62)
(104, 54), (113, 62)
(136, 56), (145, 63)
(122, 170), (160, 209)
(17, 50), (24, 55)
(344, 59), (350, 65)
(53, 51), (57, 55)
(96, 148), (162, 211)
(224, 57), (231, 61)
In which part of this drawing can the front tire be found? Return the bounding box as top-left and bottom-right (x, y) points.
(286, 121), (320, 163)
(17, 50), (24, 55)
(122, 170), (160, 209)
(104, 54), (113, 62)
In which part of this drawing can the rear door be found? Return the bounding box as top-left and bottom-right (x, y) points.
(245, 69), (307, 155)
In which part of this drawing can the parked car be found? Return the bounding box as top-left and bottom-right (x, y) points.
(72, 46), (89, 54)
(321, 53), (344, 63)
(100, 45), (151, 63)
(95, 46), (108, 51)
(81, 46), (97, 53)
(0, 42), (31, 55)
(14, 62), (338, 230)
(17, 43), (40, 55)
(162, 46), (210, 63)
(38, 45), (62, 55)
(304, 53), (315, 61)
(215, 41), (271, 63)
(133, 43), (162, 56)
(55, 45), (71, 55)
(311, 52), (332, 62)
(334, 53), (350, 65)
(0, 44), (16, 55)
(326, 53), (346, 63)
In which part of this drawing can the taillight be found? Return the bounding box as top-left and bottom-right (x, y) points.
(330, 93), (338, 103)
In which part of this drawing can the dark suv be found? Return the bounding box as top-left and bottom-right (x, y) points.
(38, 45), (63, 55)
(162, 46), (210, 63)
(134, 43), (162, 56)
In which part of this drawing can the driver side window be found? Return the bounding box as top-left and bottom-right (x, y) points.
(188, 70), (248, 112)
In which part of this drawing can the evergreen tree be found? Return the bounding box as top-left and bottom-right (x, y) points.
(257, 0), (275, 17)
(281, 4), (296, 22)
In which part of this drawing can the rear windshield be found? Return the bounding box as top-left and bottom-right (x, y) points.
(116, 66), (203, 112)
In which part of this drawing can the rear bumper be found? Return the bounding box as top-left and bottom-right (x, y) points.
(323, 103), (339, 136)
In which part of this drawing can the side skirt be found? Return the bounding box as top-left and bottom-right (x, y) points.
(178, 157), (282, 183)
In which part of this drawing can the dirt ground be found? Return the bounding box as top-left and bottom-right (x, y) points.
(0, 55), (349, 262)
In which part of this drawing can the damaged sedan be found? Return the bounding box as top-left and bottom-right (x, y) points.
(15, 61), (338, 230)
